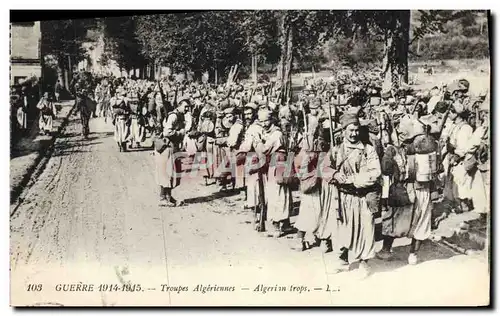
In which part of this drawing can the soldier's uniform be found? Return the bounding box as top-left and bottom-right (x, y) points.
(154, 106), (186, 207)
(75, 84), (92, 138)
(128, 89), (145, 148)
(110, 89), (131, 151)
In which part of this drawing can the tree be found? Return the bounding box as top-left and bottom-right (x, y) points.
(274, 10), (348, 104)
(237, 10), (279, 83)
(135, 12), (247, 82)
(99, 16), (146, 77)
(345, 10), (470, 91)
(41, 19), (98, 89)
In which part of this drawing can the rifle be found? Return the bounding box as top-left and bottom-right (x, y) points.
(327, 99), (343, 223)
(256, 162), (266, 232)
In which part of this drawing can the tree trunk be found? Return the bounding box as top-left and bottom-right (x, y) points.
(382, 10), (410, 92)
(277, 12), (294, 105)
(67, 55), (72, 82)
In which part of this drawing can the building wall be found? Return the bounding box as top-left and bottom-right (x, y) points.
(10, 21), (42, 85)
(11, 64), (42, 85)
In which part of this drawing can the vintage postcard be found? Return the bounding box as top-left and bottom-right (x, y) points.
(9, 10), (490, 306)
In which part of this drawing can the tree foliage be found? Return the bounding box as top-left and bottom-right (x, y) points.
(41, 19), (97, 65)
(135, 12), (247, 77)
(99, 16), (145, 71)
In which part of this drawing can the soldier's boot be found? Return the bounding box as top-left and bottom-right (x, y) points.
(167, 189), (184, 207)
(377, 236), (394, 260)
(269, 221), (283, 238)
(291, 231), (308, 252)
(118, 142), (122, 152)
(121, 142), (128, 152)
(320, 239), (332, 253)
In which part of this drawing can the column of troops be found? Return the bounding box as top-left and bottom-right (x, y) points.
(89, 72), (489, 276)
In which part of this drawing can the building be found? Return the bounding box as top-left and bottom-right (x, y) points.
(10, 21), (42, 85)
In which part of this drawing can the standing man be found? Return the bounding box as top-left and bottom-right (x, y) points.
(233, 102), (259, 199)
(255, 109), (293, 237)
(325, 112), (381, 277)
(442, 101), (474, 213)
(378, 117), (437, 265)
(154, 99), (190, 207)
(237, 104), (266, 228)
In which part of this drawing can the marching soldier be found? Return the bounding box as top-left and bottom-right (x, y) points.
(154, 99), (190, 207)
(74, 83), (92, 139)
(110, 88), (132, 152)
(128, 88), (145, 149)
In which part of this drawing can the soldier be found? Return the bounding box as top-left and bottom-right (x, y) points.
(293, 100), (327, 250)
(233, 102), (259, 204)
(237, 105), (266, 229)
(323, 112), (381, 277)
(74, 83), (92, 139)
(226, 105), (246, 191)
(154, 99), (190, 207)
(128, 88), (145, 149)
(213, 103), (245, 191)
(378, 116), (438, 265)
(467, 97), (489, 220)
(254, 109), (293, 237)
(110, 88), (131, 152)
(442, 100), (474, 213)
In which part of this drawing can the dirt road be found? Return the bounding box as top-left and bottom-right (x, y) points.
(10, 115), (490, 306)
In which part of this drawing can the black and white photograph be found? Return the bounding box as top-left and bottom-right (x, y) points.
(8, 9), (491, 306)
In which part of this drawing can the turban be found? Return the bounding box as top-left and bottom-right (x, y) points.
(258, 109), (272, 121)
(223, 106), (235, 115)
(244, 102), (259, 111)
(340, 112), (360, 129)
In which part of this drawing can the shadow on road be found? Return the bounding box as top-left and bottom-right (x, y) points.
(183, 189), (242, 205)
(125, 146), (153, 153)
(53, 150), (93, 157)
(52, 140), (102, 157)
(11, 137), (53, 159)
